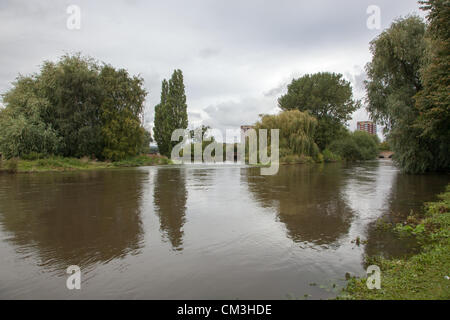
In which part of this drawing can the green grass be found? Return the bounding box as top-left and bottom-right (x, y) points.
(112, 155), (172, 167)
(339, 185), (450, 300)
(0, 155), (172, 173)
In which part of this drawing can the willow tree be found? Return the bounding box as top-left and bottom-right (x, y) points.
(254, 110), (319, 159)
(364, 16), (437, 173)
(414, 0), (450, 172)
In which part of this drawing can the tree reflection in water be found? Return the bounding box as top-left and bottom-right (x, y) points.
(153, 168), (187, 251)
(0, 170), (146, 273)
(245, 163), (353, 246)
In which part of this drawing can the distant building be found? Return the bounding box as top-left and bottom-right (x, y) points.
(357, 121), (377, 135)
(240, 125), (255, 142)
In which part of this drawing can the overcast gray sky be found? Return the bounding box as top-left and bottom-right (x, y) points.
(0, 0), (424, 140)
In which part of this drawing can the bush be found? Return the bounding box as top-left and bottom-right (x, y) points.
(0, 109), (63, 159)
(315, 153), (324, 163)
(21, 152), (46, 161)
(322, 149), (341, 162)
(379, 141), (391, 151)
(352, 131), (379, 160)
(329, 131), (378, 161)
(329, 138), (361, 161)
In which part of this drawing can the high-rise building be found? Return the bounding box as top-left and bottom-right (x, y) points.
(357, 121), (377, 135)
(240, 125), (254, 142)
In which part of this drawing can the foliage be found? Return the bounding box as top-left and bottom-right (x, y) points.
(0, 54), (148, 161)
(20, 152), (46, 161)
(112, 155), (171, 167)
(139, 129), (153, 154)
(378, 141), (391, 152)
(190, 125), (211, 143)
(365, 15), (448, 173)
(0, 155), (171, 173)
(414, 0), (450, 172)
(254, 110), (320, 159)
(154, 80), (170, 157)
(365, 16), (426, 130)
(99, 65), (147, 161)
(278, 72), (360, 150)
(4, 158), (18, 173)
(153, 70), (188, 157)
(186, 126), (217, 162)
(329, 137), (361, 162)
(322, 149), (341, 162)
(0, 78), (63, 159)
(339, 185), (450, 300)
(329, 131), (379, 161)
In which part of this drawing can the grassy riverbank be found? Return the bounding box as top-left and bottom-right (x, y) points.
(339, 185), (450, 300)
(0, 155), (171, 173)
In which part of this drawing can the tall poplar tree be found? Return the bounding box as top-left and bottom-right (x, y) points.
(154, 80), (170, 156)
(153, 70), (188, 157)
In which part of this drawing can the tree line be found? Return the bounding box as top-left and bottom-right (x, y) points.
(0, 54), (151, 161)
(1, 1), (446, 173)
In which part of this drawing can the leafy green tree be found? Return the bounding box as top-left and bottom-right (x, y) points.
(38, 54), (104, 158)
(0, 54), (149, 160)
(365, 16), (426, 130)
(278, 72), (359, 150)
(153, 70), (188, 157)
(414, 0), (450, 172)
(364, 15), (445, 173)
(99, 65), (147, 161)
(379, 141), (391, 152)
(0, 106), (62, 159)
(154, 80), (170, 156)
(139, 129), (153, 154)
(0, 76), (63, 158)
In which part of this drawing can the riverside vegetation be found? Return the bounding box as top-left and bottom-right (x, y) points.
(0, 154), (171, 174)
(338, 1), (450, 299)
(0, 56), (381, 172)
(339, 185), (450, 300)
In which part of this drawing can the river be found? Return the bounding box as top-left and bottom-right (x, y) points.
(0, 161), (448, 299)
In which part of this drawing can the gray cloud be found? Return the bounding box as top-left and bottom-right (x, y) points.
(0, 0), (423, 138)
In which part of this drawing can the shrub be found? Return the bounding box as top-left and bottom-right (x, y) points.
(379, 141), (391, 151)
(329, 131), (379, 161)
(21, 152), (46, 161)
(322, 149), (341, 162)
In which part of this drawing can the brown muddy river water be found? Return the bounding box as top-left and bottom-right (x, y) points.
(0, 161), (448, 299)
